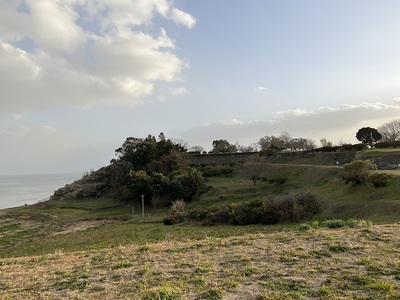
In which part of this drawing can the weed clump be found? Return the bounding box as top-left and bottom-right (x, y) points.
(323, 218), (371, 228)
(163, 200), (187, 225)
(142, 286), (181, 300)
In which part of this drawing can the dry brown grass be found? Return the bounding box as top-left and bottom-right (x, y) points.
(0, 224), (399, 299)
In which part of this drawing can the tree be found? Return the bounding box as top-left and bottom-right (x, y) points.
(211, 139), (236, 153)
(279, 131), (292, 149)
(111, 133), (205, 205)
(340, 160), (377, 185)
(356, 127), (382, 148)
(189, 146), (205, 154)
(378, 119), (400, 142)
(240, 155), (265, 184)
(288, 138), (316, 151)
(113, 133), (186, 173)
(320, 138), (333, 147)
(258, 135), (285, 151)
(237, 143), (257, 153)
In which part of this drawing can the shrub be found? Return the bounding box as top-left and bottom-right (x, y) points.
(323, 218), (371, 228)
(269, 177), (287, 184)
(201, 165), (235, 177)
(168, 168), (205, 202)
(229, 199), (278, 225)
(340, 160), (377, 185)
(276, 192), (322, 222)
(298, 223), (312, 231)
(367, 173), (393, 187)
(295, 192), (322, 219)
(345, 218), (372, 228)
(163, 200), (187, 225)
(323, 219), (347, 228)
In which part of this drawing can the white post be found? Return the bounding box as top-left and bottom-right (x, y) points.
(141, 194), (145, 217)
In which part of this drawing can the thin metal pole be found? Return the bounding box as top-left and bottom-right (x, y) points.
(141, 194), (145, 217)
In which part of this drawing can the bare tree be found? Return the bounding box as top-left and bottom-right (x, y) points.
(258, 135), (285, 150)
(237, 143), (258, 153)
(320, 138), (333, 147)
(378, 119), (400, 142)
(190, 146), (205, 153)
(240, 155), (266, 185)
(279, 131), (292, 149)
(288, 138), (316, 151)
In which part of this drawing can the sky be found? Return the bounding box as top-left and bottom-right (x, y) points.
(1, 0), (400, 175)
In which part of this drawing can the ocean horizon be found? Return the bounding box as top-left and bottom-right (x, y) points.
(0, 173), (81, 210)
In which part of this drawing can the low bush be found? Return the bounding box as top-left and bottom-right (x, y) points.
(323, 218), (371, 228)
(268, 177), (287, 184)
(323, 219), (347, 228)
(298, 223), (312, 231)
(200, 165), (235, 177)
(229, 200), (278, 225)
(345, 218), (372, 228)
(340, 160), (377, 185)
(368, 173), (393, 187)
(276, 192), (322, 222)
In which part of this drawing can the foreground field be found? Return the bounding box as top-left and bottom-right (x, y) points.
(0, 224), (399, 299)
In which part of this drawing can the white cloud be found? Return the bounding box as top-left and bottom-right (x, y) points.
(170, 8), (197, 29)
(256, 86), (268, 91)
(0, 0), (195, 112)
(168, 87), (187, 96)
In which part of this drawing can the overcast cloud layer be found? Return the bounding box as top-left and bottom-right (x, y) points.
(1, 1), (400, 175)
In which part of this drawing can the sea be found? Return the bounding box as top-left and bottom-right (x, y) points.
(0, 173), (81, 210)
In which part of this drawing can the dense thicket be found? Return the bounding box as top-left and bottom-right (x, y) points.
(111, 133), (206, 206)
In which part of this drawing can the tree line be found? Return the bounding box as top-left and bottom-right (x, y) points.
(190, 118), (400, 154)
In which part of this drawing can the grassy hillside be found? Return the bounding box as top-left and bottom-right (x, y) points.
(0, 160), (400, 298)
(1, 163), (399, 258)
(200, 164), (400, 223)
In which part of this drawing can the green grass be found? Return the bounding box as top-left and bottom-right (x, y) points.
(1, 160), (400, 259)
(0, 157), (400, 298)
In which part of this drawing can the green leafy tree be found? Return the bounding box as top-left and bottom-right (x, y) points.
(211, 139), (235, 153)
(111, 133), (205, 205)
(356, 127), (382, 148)
(340, 160), (377, 185)
(113, 133), (187, 174)
(169, 168), (205, 201)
